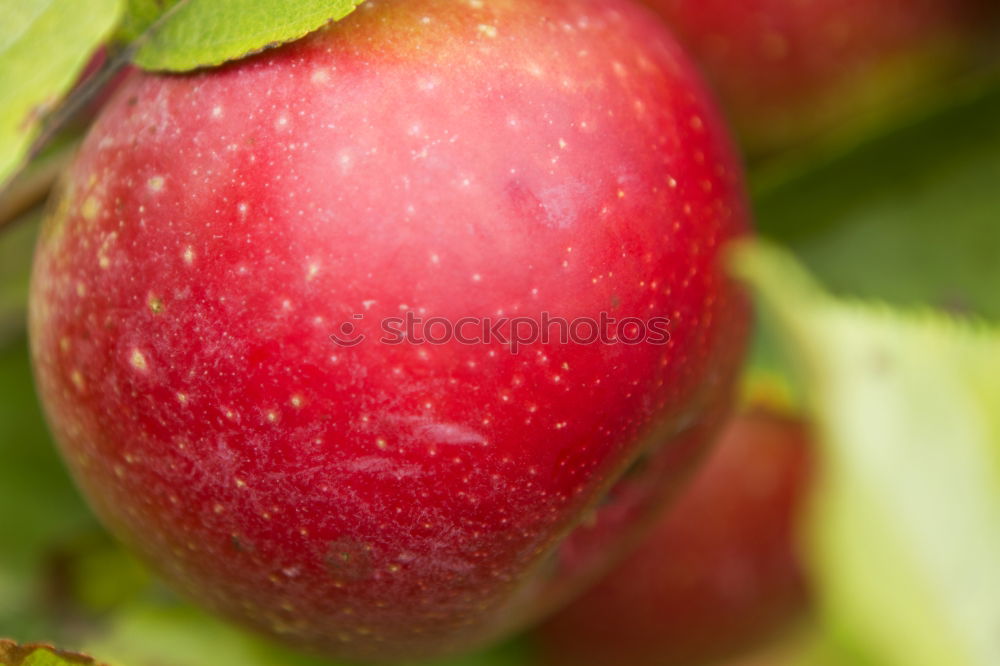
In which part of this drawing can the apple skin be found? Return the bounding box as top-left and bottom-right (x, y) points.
(642, 0), (995, 155)
(28, 0), (751, 661)
(536, 407), (812, 666)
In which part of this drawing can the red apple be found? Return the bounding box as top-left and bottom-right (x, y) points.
(537, 407), (812, 666)
(28, 0), (751, 660)
(642, 0), (995, 154)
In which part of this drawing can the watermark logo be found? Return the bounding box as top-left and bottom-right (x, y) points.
(329, 311), (670, 354)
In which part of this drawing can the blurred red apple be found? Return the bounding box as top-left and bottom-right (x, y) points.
(643, 0), (996, 155)
(537, 407), (812, 666)
(28, 0), (751, 661)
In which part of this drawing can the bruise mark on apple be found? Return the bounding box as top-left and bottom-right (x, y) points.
(326, 538), (374, 584)
(505, 179), (588, 231)
(505, 180), (548, 228)
(229, 534), (253, 552)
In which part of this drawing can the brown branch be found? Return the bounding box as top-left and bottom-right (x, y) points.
(0, 139), (78, 233)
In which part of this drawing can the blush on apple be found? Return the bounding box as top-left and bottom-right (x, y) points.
(536, 407), (813, 666)
(28, 0), (751, 660)
(642, 0), (996, 155)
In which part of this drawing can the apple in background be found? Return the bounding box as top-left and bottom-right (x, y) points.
(28, 0), (751, 661)
(536, 406), (813, 666)
(642, 0), (996, 155)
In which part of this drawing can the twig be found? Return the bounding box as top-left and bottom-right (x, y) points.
(0, 140), (78, 233)
(0, 0), (194, 236)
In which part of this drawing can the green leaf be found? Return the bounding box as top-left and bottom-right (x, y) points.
(126, 0), (367, 72)
(733, 242), (1000, 666)
(0, 640), (107, 666)
(116, 0), (167, 43)
(754, 81), (1000, 321)
(0, 0), (123, 188)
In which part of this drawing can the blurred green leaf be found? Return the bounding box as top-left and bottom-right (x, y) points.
(0, 219), (101, 638)
(124, 0), (367, 72)
(0, 334), (99, 640)
(0, 213), (38, 346)
(754, 82), (1000, 321)
(85, 600), (530, 666)
(84, 603), (333, 666)
(0, 0), (123, 188)
(712, 624), (853, 666)
(70, 536), (151, 615)
(734, 242), (1000, 666)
